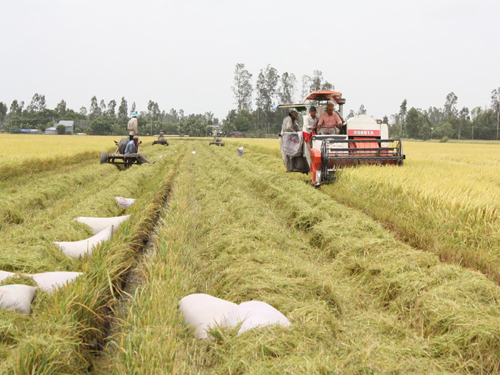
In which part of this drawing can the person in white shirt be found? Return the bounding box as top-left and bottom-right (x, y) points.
(303, 106), (318, 143)
(302, 106), (318, 167)
(281, 109), (300, 133)
(279, 109), (300, 171)
(127, 112), (138, 140)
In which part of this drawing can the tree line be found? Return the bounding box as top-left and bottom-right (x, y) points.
(388, 90), (500, 141)
(0, 95), (218, 137)
(223, 63), (500, 141)
(222, 63), (339, 136)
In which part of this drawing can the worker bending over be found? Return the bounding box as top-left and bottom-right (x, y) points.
(317, 103), (343, 134)
(125, 136), (155, 164)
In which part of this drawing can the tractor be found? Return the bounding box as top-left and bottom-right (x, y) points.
(209, 129), (225, 146)
(277, 90), (405, 186)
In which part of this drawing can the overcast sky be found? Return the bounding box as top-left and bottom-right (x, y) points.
(1, 0), (499, 121)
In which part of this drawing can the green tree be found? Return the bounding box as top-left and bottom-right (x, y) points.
(405, 107), (422, 138)
(255, 64), (279, 132)
(399, 99), (407, 135)
(26, 93), (46, 113)
(234, 109), (253, 132)
(99, 100), (107, 114)
(0, 102), (7, 126)
(107, 100), (117, 117)
(357, 104), (367, 115)
(457, 107), (469, 140)
(118, 97), (128, 119)
(444, 92), (458, 119)
(131, 102), (136, 115)
(221, 110), (237, 135)
(346, 109), (355, 120)
(491, 87), (500, 140)
(56, 124), (66, 134)
(89, 118), (112, 135)
(277, 72), (297, 103)
(55, 100), (66, 116)
(232, 63), (253, 112)
(89, 96), (100, 119)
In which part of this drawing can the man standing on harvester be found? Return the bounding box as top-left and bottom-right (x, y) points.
(125, 136), (155, 164)
(128, 112), (138, 140)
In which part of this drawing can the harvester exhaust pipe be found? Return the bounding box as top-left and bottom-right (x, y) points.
(338, 98), (346, 119)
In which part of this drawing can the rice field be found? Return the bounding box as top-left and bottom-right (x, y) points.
(2, 134), (500, 373)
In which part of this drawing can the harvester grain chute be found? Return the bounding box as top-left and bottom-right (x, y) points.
(277, 90), (405, 186)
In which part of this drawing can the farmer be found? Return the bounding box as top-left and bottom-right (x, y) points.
(127, 112), (138, 140)
(124, 136), (155, 164)
(158, 130), (165, 142)
(303, 106), (318, 166)
(279, 109), (301, 171)
(317, 102), (343, 135)
(281, 109), (300, 133)
(303, 106), (318, 141)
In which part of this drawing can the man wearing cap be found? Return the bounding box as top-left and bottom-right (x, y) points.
(317, 103), (343, 134)
(127, 112), (138, 140)
(124, 136), (155, 164)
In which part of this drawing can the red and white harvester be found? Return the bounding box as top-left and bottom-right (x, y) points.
(278, 90), (405, 186)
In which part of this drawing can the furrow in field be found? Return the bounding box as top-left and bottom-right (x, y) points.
(105, 141), (500, 374)
(207, 143), (500, 373)
(227, 139), (500, 286)
(0, 141), (186, 373)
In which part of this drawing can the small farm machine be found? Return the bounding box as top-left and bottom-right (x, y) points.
(100, 138), (142, 168)
(277, 90), (405, 186)
(209, 129), (225, 146)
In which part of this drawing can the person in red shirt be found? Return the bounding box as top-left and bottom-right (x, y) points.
(317, 102), (343, 134)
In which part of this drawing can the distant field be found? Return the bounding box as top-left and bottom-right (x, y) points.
(1, 133), (158, 162)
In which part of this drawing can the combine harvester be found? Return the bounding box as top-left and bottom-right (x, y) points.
(277, 90), (405, 186)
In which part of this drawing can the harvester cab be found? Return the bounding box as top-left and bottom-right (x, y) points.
(277, 90), (405, 186)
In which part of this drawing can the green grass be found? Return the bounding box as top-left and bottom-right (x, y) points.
(103, 141), (500, 374)
(0, 141), (184, 373)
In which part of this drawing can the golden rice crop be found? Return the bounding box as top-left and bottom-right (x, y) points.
(0, 139), (184, 372)
(227, 138), (500, 283)
(104, 141), (500, 374)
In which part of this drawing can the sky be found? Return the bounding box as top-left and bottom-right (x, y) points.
(1, 0), (499, 121)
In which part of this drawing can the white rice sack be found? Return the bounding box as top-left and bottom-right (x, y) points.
(29, 272), (83, 294)
(115, 197), (135, 209)
(0, 271), (15, 283)
(54, 226), (113, 259)
(179, 293), (237, 339)
(223, 301), (291, 334)
(237, 147), (244, 157)
(0, 285), (37, 314)
(75, 215), (131, 234)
